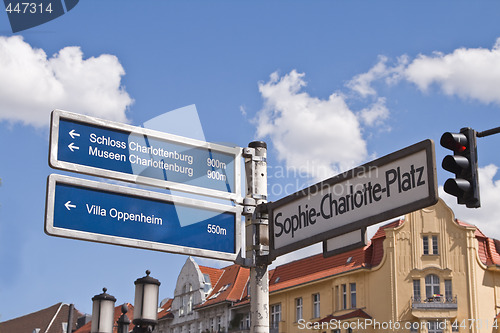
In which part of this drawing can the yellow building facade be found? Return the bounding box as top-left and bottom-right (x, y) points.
(268, 199), (500, 333)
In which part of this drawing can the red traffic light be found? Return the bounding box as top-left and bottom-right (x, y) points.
(440, 128), (480, 208)
(440, 132), (467, 153)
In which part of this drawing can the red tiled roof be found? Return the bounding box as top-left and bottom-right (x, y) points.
(196, 264), (250, 309)
(268, 220), (405, 293)
(0, 303), (82, 333)
(269, 247), (368, 293)
(456, 219), (487, 238)
(227, 265), (251, 302)
(454, 219), (500, 267)
(368, 219), (403, 267)
(199, 265), (224, 287)
(158, 298), (173, 321)
(478, 237), (489, 264)
(371, 219), (403, 239)
(485, 238), (500, 266)
(73, 303), (134, 333)
(317, 309), (372, 323)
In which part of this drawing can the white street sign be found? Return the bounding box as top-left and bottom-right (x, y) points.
(269, 140), (438, 259)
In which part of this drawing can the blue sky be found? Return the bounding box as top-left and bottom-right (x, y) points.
(2, 0), (500, 322)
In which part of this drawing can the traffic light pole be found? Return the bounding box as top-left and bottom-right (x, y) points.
(477, 126), (500, 138)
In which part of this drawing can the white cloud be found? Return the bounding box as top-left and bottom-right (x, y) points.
(405, 38), (500, 105)
(347, 55), (408, 98)
(0, 36), (133, 128)
(349, 38), (500, 106)
(440, 164), (500, 240)
(254, 70), (372, 181)
(347, 56), (389, 98)
(358, 97), (389, 127)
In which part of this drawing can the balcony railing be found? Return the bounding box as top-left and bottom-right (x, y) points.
(411, 295), (458, 309)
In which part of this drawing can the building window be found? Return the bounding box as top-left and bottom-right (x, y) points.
(217, 316), (222, 332)
(203, 274), (211, 294)
(210, 318), (215, 332)
(428, 321), (444, 333)
(445, 280), (453, 302)
(312, 293), (320, 318)
(271, 303), (281, 328)
(423, 236), (429, 255)
(240, 313), (250, 330)
(295, 297), (303, 321)
(425, 274), (440, 299)
(179, 283), (193, 316)
(424, 235), (439, 255)
(413, 280), (421, 302)
(432, 235), (439, 254)
(342, 284), (347, 309)
(179, 295), (185, 316)
(335, 285), (339, 311)
(187, 284), (193, 313)
(350, 283), (356, 308)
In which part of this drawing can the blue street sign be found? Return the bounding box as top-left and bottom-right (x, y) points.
(45, 174), (242, 261)
(49, 110), (242, 200)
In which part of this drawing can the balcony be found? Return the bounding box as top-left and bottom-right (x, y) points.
(412, 295), (457, 309)
(411, 295), (458, 319)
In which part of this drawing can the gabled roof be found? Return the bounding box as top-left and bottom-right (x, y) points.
(455, 219), (500, 267)
(317, 308), (372, 323)
(73, 303), (134, 333)
(456, 219), (487, 238)
(199, 265), (224, 287)
(0, 303), (82, 333)
(486, 238), (500, 266)
(366, 219), (403, 267)
(371, 219), (403, 240)
(196, 264), (250, 309)
(158, 298), (174, 321)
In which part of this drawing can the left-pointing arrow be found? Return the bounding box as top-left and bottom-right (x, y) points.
(69, 129), (80, 139)
(65, 201), (76, 211)
(68, 142), (80, 152)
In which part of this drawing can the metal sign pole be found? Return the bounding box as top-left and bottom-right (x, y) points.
(243, 141), (269, 333)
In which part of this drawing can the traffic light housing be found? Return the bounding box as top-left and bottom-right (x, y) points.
(440, 127), (480, 208)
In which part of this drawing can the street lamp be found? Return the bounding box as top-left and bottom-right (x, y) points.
(90, 271), (160, 333)
(117, 304), (131, 333)
(133, 270), (161, 333)
(91, 288), (116, 333)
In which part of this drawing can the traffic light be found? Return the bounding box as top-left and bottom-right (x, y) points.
(440, 127), (480, 208)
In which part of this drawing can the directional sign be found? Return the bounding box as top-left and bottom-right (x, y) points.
(268, 139), (438, 260)
(49, 110), (242, 200)
(45, 174), (242, 261)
